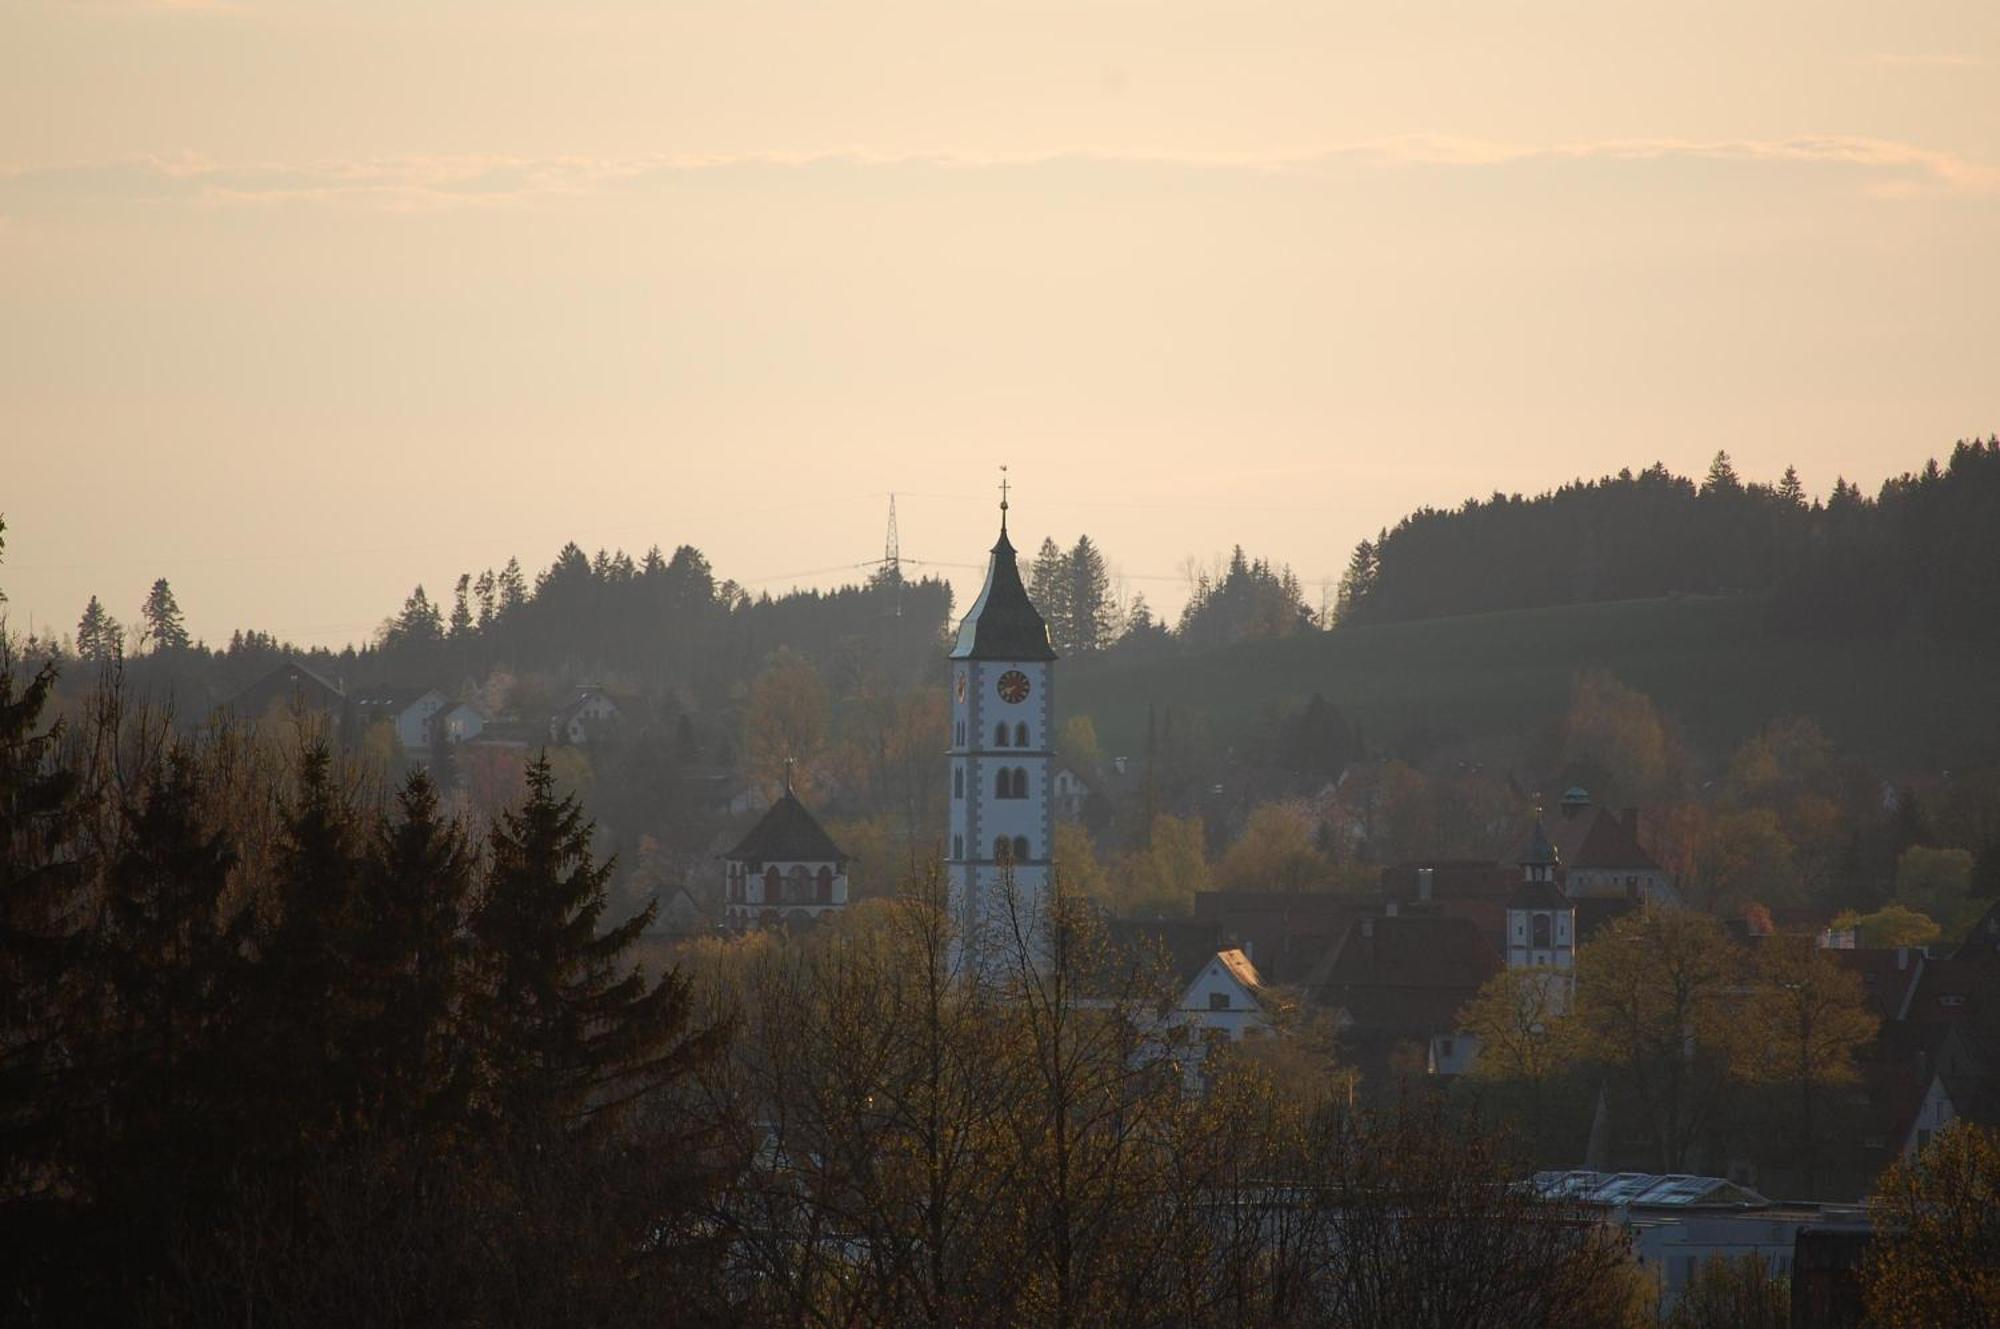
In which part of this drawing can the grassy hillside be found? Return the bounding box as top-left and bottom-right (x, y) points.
(1062, 595), (2000, 774)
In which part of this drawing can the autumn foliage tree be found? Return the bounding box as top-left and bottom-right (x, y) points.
(1569, 909), (1745, 1172)
(1863, 1121), (2000, 1328)
(1737, 934), (1878, 1195)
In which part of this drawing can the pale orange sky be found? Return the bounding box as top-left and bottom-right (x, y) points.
(3, 1), (1996, 648)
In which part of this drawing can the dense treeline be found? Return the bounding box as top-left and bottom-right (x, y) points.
(2, 662), (1655, 1327)
(1339, 439), (2000, 638)
(1, 663), (724, 1325)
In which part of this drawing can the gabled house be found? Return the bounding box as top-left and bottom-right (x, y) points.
(551, 687), (623, 745)
(1305, 912), (1502, 1099)
(434, 700), (484, 744)
(1051, 761), (1094, 821)
(223, 657), (344, 724)
(1177, 948), (1276, 1043)
(1535, 788), (1679, 906)
(350, 686), (449, 752)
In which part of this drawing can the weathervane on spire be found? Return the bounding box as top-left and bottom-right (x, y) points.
(999, 465), (1010, 534)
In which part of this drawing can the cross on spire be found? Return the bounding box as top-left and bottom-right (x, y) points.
(998, 465), (1010, 533)
(783, 755), (796, 796)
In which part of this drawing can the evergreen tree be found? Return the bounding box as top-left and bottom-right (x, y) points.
(473, 754), (721, 1139)
(139, 577), (190, 652)
(245, 743), (372, 1154)
(78, 745), (241, 1308)
(1702, 450), (1743, 496)
(497, 557), (528, 614)
(1029, 537), (1073, 652)
(473, 568), (498, 628)
(76, 594), (122, 663)
(390, 584), (445, 647)
(363, 768), (478, 1140)
(0, 661), (93, 1218)
(1065, 535), (1114, 654)
(1777, 465), (1806, 506)
(449, 572), (474, 640)
(1335, 538), (1377, 622)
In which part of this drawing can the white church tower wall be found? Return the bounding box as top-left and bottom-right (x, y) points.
(946, 483), (1058, 968)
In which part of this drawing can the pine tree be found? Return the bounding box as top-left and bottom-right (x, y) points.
(77, 594), (122, 663)
(1777, 465), (1806, 507)
(497, 557), (528, 614)
(1335, 539), (1377, 622)
(363, 768), (478, 1139)
(82, 744), (241, 1298)
(1702, 450), (1743, 496)
(473, 568), (498, 628)
(391, 585), (445, 647)
(472, 755), (721, 1139)
(450, 573), (474, 640)
(0, 662), (94, 1213)
(1029, 537), (1073, 652)
(246, 743), (372, 1153)
(139, 578), (190, 652)
(1065, 535), (1114, 654)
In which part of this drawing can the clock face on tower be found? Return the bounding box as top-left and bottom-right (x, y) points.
(996, 670), (1031, 704)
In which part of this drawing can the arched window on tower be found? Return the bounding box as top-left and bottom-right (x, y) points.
(1013, 835), (1030, 862)
(1532, 914), (1552, 949)
(995, 723), (1010, 748)
(1015, 722), (1030, 747)
(787, 865), (811, 905)
(994, 836), (1013, 864)
(762, 866), (780, 903)
(953, 768), (963, 799)
(995, 768), (1010, 799)
(1011, 768), (1029, 799)
(952, 834), (963, 859)
(816, 866), (833, 904)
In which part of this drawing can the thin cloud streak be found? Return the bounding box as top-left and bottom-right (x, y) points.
(2, 133), (1996, 211)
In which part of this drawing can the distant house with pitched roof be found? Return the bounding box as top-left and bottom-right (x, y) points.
(1536, 787), (1679, 906)
(1177, 948), (1276, 1043)
(1305, 912), (1502, 1098)
(349, 685), (449, 751)
(223, 657), (344, 724)
(550, 687), (624, 745)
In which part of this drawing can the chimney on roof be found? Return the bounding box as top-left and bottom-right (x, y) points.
(1418, 866), (1434, 903)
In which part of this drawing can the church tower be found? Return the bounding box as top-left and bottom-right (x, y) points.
(1506, 813), (1576, 996)
(947, 479), (1057, 962)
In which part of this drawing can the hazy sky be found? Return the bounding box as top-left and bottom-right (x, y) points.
(4, 1), (1996, 649)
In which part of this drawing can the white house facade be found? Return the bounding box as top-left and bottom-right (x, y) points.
(1176, 949), (1274, 1042)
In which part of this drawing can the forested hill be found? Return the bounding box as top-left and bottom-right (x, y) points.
(1337, 438), (2000, 639)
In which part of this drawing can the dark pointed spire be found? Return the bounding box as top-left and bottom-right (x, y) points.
(950, 473), (1056, 661)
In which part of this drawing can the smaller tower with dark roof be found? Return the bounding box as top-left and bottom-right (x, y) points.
(1507, 812), (1576, 974)
(722, 773), (850, 932)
